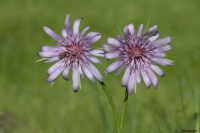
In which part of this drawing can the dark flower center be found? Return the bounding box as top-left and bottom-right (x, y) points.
(129, 47), (142, 58)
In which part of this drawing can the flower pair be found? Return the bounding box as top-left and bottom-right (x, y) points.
(37, 14), (174, 94)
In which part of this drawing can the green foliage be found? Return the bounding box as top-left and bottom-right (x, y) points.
(0, 0), (200, 132)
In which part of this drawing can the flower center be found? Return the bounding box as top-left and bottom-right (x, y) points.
(129, 47), (142, 58)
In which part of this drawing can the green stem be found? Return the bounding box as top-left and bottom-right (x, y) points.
(120, 88), (129, 133)
(99, 81), (121, 133)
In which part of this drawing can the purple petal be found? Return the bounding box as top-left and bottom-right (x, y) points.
(151, 36), (171, 46)
(105, 51), (120, 59)
(63, 67), (70, 80)
(80, 27), (90, 37)
(46, 64), (65, 83)
(37, 51), (59, 58)
(149, 31), (160, 42)
(135, 71), (141, 86)
(115, 64), (125, 75)
(137, 24), (143, 37)
(42, 46), (60, 52)
(82, 66), (95, 82)
(141, 70), (151, 88)
(88, 56), (102, 64)
(127, 23), (135, 36)
(107, 37), (120, 46)
(62, 28), (67, 38)
(123, 25), (131, 40)
(88, 63), (103, 82)
(85, 32), (101, 39)
(43, 27), (63, 42)
(47, 60), (63, 75)
(90, 49), (104, 57)
(117, 35), (126, 43)
(150, 65), (165, 77)
(85, 35), (101, 46)
(72, 68), (80, 92)
(121, 67), (131, 87)
(65, 14), (72, 34)
(127, 73), (135, 95)
(152, 57), (174, 66)
(147, 52), (166, 58)
(143, 25), (157, 39)
(155, 44), (172, 52)
(102, 44), (116, 52)
(104, 61), (122, 74)
(79, 67), (84, 78)
(146, 68), (158, 88)
(73, 18), (82, 35)
(45, 57), (59, 63)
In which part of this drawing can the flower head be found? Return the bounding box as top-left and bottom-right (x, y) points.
(37, 14), (104, 92)
(103, 24), (174, 95)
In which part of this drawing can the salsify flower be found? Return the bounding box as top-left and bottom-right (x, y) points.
(103, 24), (174, 95)
(37, 14), (104, 92)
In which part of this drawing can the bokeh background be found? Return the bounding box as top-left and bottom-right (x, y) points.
(0, 0), (200, 133)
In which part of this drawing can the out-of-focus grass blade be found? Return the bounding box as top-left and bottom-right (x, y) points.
(89, 82), (111, 133)
(194, 84), (200, 131)
(51, 81), (55, 87)
(143, 20), (150, 34)
(116, 26), (124, 36)
(35, 58), (48, 63)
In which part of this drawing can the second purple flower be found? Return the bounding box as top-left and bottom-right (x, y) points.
(103, 24), (174, 94)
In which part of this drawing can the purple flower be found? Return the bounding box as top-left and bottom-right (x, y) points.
(37, 14), (104, 92)
(103, 24), (174, 95)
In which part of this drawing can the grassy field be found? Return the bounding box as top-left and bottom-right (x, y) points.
(0, 0), (200, 132)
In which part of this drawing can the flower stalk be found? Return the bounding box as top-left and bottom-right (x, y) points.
(99, 81), (121, 133)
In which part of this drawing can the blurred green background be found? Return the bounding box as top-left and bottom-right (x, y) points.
(0, 0), (200, 132)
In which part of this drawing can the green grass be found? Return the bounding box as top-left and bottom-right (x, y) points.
(0, 0), (200, 132)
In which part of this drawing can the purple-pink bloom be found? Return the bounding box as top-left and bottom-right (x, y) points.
(37, 14), (104, 92)
(103, 24), (174, 95)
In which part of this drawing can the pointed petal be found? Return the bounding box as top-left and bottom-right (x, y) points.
(37, 51), (59, 58)
(149, 31), (160, 42)
(90, 49), (104, 57)
(42, 46), (60, 52)
(65, 14), (72, 34)
(73, 18), (82, 35)
(45, 57), (59, 63)
(82, 66), (95, 82)
(143, 25), (157, 39)
(123, 25), (131, 39)
(62, 28), (67, 38)
(46, 64), (65, 83)
(107, 37), (120, 46)
(121, 67), (131, 87)
(47, 60), (63, 75)
(104, 61), (122, 74)
(86, 35), (101, 46)
(152, 57), (174, 66)
(147, 68), (158, 88)
(80, 27), (90, 37)
(137, 24), (143, 37)
(88, 63), (103, 82)
(102, 44), (116, 52)
(127, 73), (135, 95)
(127, 23), (135, 36)
(63, 67), (70, 80)
(88, 56), (102, 64)
(155, 44), (172, 52)
(43, 26), (63, 42)
(141, 70), (151, 88)
(150, 65), (165, 77)
(151, 36), (171, 46)
(72, 68), (80, 92)
(104, 51), (120, 59)
(135, 71), (141, 86)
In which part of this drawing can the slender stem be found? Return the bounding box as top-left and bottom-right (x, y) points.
(120, 88), (129, 133)
(99, 81), (121, 133)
